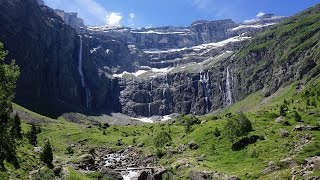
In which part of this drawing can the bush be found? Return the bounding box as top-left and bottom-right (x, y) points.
(294, 111), (302, 122)
(179, 115), (200, 134)
(231, 135), (260, 151)
(153, 130), (171, 148)
(224, 112), (253, 142)
(213, 127), (221, 137)
(33, 168), (55, 180)
(66, 146), (74, 155)
(279, 104), (287, 116)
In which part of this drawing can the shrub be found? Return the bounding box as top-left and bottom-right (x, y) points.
(279, 104), (287, 116)
(293, 111), (302, 122)
(179, 115), (200, 134)
(231, 135), (261, 151)
(33, 168), (55, 180)
(153, 130), (171, 148)
(213, 127), (221, 137)
(224, 112), (253, 142)
(66, 146), (74, 155)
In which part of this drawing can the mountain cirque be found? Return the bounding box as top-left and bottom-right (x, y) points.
(0, 0), (291, 118)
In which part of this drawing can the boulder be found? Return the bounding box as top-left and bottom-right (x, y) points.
(262, 161), (280, 174)
(189, 171), (210, 180)
(77, 154), (95, 165)
(197, 154), (206, 161)
(53, 166), (62, 176)
(275, 116), (289, 125)
(279, 128), (289, 138)
(188, 141), (198, 150)
(34, 147), (43, 153)
(137, 142), (145, 147)
(100, 167), (123, 180)
(294, 124), (319, 131)
(154, 168), (167, 180)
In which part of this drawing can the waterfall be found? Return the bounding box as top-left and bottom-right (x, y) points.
(78, 35), (85, 87)
(200, 70), (210, 113)
(150, 77), (153, 90)
(148, 103), (151, 117)
(162, 88), (166, 115)
(226, 66), (233, 106)
(78, 35), (90, 108)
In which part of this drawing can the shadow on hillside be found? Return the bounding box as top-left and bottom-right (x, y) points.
(14, 96), (114, 119)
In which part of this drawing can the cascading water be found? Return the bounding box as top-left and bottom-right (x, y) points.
(148, 103), (151, 117)
(200, 70), (210, 113)
(225, 66), (233, 106)
(162, 87), (166, 115)
(78, 35), (91, 108)
(149, 79), (153, 117)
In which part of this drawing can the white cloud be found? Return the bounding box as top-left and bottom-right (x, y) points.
(130, 13), (135, 19)
(256, 12), (266, 18)
(43, 0), (123, 26)
(106, 12), (123, 26)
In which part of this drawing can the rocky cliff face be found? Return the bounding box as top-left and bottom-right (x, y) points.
(54, 9), (85, 30)
(0, 0), (121, 116)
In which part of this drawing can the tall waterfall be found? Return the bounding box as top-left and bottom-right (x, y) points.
(200, 70), (210, 113)
(78, 35), (91, 108)
(148, 103), (151, 117)
(226, 66), (233, 106)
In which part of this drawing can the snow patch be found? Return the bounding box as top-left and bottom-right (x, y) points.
(132, 117), (154, 123)
(144, 36), (251, 54)
(231, 23), (276, 31)
(161, 115), (172, 121)
(132, 115), (173, 123)
(131, 30), (187, 35)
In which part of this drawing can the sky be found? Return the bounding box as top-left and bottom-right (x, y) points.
(43, 0), (320, 28)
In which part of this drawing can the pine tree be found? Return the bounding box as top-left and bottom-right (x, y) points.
(0, 42), (20, 169)
(28, 123), (38, 146)
(41, 140), (53, 166)
(12, 113), (22, 139)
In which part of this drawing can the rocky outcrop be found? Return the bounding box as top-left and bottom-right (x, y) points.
(191, 19), (237, 44)
(54, 9), (85, 30)
(37, 0), (44, 5)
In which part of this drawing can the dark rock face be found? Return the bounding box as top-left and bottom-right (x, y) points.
(119, 65), (234, 117)
(191, 19), (237, 44)
(0, 0), (121, 116)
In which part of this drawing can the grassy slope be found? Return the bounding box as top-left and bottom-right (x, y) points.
(237, 4), (320, 62)
(0, 76), (319, 179)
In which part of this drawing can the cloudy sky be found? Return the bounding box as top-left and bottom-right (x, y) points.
(43, 0), (320, 27)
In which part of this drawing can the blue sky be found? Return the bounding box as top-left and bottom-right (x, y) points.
(43, 0), (320, 27)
